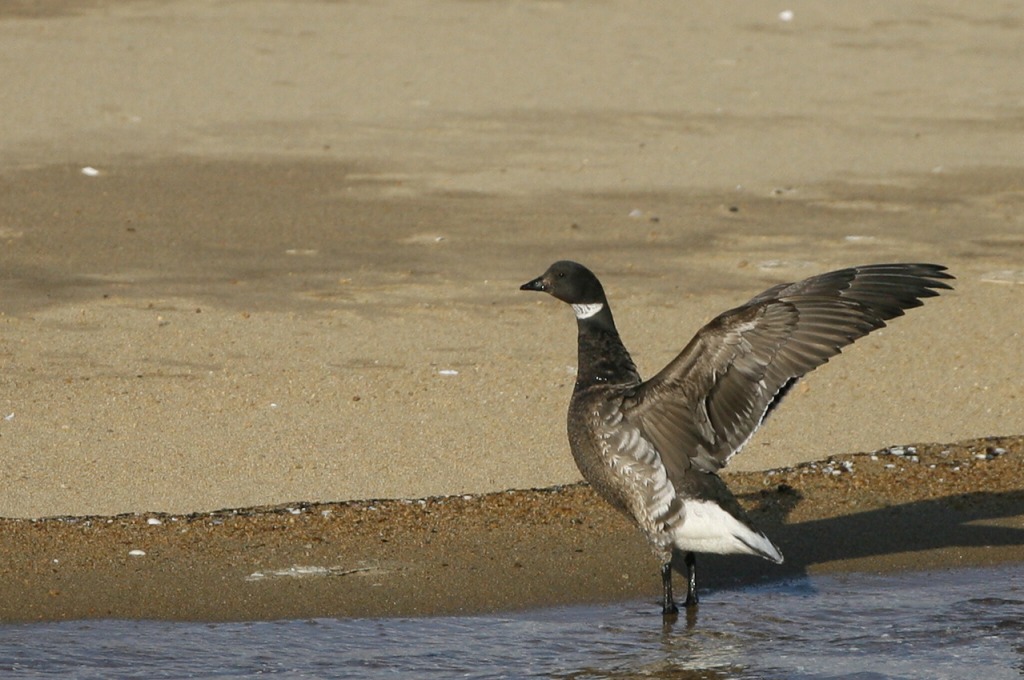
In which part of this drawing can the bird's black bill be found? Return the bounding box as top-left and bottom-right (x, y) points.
(520, 276), (547, 292)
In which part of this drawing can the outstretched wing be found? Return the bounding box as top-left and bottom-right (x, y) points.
(620, 263), (953, 482)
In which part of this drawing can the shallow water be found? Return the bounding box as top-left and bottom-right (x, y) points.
(1, 564), (1022, 679)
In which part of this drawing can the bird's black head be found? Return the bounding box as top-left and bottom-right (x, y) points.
(521, 261), (632, 381)
(520, 261), (608, 312)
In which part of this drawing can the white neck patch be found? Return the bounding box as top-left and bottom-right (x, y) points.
(572, 302), (604, 320)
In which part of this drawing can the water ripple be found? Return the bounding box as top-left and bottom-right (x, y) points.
(0, 564), (1021, 679)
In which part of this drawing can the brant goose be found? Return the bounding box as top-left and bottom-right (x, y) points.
(521, 261), (953, 616)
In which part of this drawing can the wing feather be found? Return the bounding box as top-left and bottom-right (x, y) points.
(620, 264), (953, 484)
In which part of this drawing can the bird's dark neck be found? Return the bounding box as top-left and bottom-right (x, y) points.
(574, 308), (640, 390)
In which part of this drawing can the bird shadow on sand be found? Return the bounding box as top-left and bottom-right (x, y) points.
(691, 488), (1024, 597)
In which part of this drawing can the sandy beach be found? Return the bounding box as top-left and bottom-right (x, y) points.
(1, 1), (1022, 621)
(3, 436), (1022, 622)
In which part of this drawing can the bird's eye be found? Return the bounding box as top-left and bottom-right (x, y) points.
(557, 272), (565, 279)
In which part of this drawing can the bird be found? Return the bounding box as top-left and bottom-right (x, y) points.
(520, 261), (953, 616)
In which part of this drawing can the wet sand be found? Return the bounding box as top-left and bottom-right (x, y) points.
(2, 436), (1022, 622)
(1, 1), (1023, 621)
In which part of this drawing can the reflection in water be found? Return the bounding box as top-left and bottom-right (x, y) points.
(1, 565), (1021, 679)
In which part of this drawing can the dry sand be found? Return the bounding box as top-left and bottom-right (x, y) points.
(0, 1), (1022, 621)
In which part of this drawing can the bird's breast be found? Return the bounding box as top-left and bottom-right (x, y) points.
(567, 389), (683, 535)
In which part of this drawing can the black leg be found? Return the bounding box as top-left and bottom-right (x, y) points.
(661, 562), (679, 617)
(683, 551), (699, 608)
